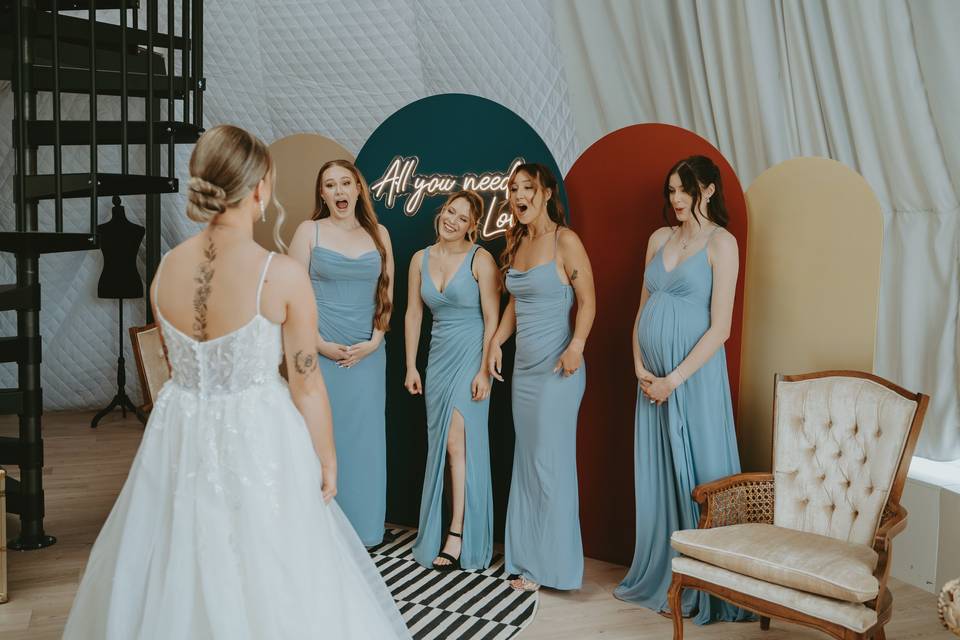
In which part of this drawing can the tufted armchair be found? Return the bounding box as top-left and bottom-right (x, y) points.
(667, 371), (928, 640)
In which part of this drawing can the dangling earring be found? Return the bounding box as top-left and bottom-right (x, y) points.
(259, 200), (267, 223)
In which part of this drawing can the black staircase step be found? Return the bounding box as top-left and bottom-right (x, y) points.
(0, 283), (40, 312)
(0, 11), (188, 51)
(0, 388), (40, 417)
(0, 435), (22, 464)
(22, 120), (202, 146)
(0, 36), (166, 80)
(0, 1), (140, 9)
(19, 173), (178, 200)
(0, 336), (38, 364)
(28, 65), (192, 98)
(0, 389), (25, 415)
(0, 231), (97, 254)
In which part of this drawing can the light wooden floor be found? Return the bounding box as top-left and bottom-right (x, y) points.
(0, 412), (952, 639)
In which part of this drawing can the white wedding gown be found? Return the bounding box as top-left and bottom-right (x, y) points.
(64, 253), (410, 639)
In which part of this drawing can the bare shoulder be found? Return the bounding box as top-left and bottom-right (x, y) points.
(473, 246), (498, 273)
(650, 225), (674, 246)
(474, 246), (496, 266)
(709, 226), (738, 253)
(293, 219), (316, 237)
(557, 226), (585, 251)
(377, 223), (392, 243)
(268, 253), (311, 287)
(409, 248), (424, 265)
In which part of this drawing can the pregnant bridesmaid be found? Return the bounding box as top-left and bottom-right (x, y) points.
(405, 190), (500, 572)
(488, 163), (596, 592)
(614, 155), (751, 624)
(289, 159), (394, 546)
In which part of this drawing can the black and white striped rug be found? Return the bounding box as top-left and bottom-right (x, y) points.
(369, 528), (539, 639)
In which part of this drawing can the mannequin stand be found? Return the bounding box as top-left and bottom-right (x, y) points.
(91, 299), (146, 427)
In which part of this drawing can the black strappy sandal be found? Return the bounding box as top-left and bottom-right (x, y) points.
(432, 530), (462, 572)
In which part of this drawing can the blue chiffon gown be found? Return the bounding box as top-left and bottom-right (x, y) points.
(309, 222), (387, 547)
(411, 245), (494, 570)
(614, 236), (752, 624)
(504, 235), (585, 590)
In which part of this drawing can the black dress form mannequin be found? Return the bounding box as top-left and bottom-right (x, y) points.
(91, 196), (147, 428)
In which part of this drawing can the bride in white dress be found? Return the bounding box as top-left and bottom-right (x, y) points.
(63, 125), (410, 639)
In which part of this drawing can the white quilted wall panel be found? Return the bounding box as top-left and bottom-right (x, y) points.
(0, 0), (578, 410)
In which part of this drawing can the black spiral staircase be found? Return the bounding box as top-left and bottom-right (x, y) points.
(0, 0), (204, 549)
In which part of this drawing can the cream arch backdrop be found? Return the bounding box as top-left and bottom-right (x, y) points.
(738, 157), (883, 471)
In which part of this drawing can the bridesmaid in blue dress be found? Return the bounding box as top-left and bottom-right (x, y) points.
(289, 159), (394, 547)
(488, 163), (596, 592)
(614, 155), (752, 624)
(404, 191), (500, 571)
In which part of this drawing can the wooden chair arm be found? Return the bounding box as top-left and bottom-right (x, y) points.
(874, 502), (908, 548)
(692, 473), (775, 529)
(867, 501), (908, 613)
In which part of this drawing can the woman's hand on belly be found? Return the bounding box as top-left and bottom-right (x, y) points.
(636, 362), (654, 384)
(318, 339), (349, 365)
(641, 375), (678, 405)
(339, 336), (382, 368)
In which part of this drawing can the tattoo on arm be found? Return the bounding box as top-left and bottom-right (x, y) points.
(570, 269), (579, 281)
(192, 239), (217, 341)
(293, 350), (318, 377)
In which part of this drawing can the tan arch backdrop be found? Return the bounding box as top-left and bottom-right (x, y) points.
(738, 157), (883, 471)
(257, 133), (355, 252)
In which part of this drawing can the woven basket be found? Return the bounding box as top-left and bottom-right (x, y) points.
(940, 578), (960, 636)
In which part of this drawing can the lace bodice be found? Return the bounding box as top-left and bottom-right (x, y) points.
(155, 252), (283, 396)
(159, 315), (283, 395)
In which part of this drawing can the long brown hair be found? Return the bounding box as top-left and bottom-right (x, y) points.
(662, 155), (729, 227)
(500, 162), (566, 275)
(435, 190), (484, 243)
(312, 159), (392, 331)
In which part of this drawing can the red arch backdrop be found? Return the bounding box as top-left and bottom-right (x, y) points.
(565, 123), (748, 565)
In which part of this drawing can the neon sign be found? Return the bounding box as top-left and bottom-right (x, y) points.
(370, 156), (524, 240)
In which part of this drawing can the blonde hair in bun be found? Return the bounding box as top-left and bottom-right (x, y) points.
(186, 124), (274, 224)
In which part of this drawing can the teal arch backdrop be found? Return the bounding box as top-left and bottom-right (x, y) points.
(355, 93), (568, 536)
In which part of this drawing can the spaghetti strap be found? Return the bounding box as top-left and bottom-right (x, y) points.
(315, 221), (320, 246)
(255, 252), (275, 315)
(469, 243), (479, 268)
(553, 227), (560, 261)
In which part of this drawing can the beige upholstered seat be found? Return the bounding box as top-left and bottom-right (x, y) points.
(672, 523), (878, 602)
(667, 372), (928, 640)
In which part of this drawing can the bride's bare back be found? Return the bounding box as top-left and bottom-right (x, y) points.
(153, 229), (286, 341)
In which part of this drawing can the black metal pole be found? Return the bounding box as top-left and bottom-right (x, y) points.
(52, 0), (63, 231)
(13, 1), (27, 230)
(182, 0), (189, 124)
(120, 0), (129, 175)
(11, 248), (55, 551)
(144, 1), (159, 323)
(88, 1), (98, 234)
(166, 0), (174, 177)
(196, 0), (203, 125)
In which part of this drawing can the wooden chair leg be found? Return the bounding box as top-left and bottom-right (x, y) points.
(667, 573), (684, 640)
(760, 616), (770, 630)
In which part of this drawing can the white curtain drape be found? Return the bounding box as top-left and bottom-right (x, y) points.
(553, 0), (960, 460)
